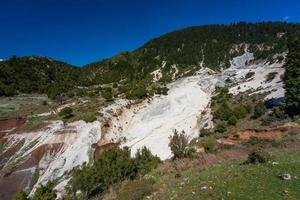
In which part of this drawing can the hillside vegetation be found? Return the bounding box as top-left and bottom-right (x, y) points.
(1, 22), (300, 100)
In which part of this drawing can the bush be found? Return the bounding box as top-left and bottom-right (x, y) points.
(201, 137), (217, 153)
(215, 122), (227, 133)
(233, 106), (247, 119)
(70, 147), (136, 199)
(245, 71), (255, 79)
(101, 88), (113, 101)
(135, 147), (161, 174)
(253, 101), (267, 119)
(228, 115), (238, 125)
(32, 181), (57, 200)
(265, 72), (278, 82)
(169, 130), (189, 159)
(245, 149), (270, 164)
(69, 146), (160, 199)
(130, 86), (147, 99)
(199, 128), (213, 137)
(156, 86), (169, 95)
(59, 107), (73, 119)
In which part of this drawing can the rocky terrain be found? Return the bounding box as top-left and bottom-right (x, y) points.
(0, 49), (287, 199)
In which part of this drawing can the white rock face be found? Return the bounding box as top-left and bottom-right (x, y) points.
(228, 61), (285, 100)
(0, 51), (287, 197)
(103, 52), (286, 160)
(2, 120), (101, 195)
(104, 68), (217, 160)
(231, 52), (254, 67)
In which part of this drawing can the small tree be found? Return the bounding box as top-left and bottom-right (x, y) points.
(245, 149), (270, 164)
(169, 130), (189, 159)
(253, 101), (267, 119)
(135, 147), (161, 174)
(32, 181), (57, 200)
(59, 107), (73, 119)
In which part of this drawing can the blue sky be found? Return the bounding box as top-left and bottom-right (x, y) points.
(1, 0), (299, 66)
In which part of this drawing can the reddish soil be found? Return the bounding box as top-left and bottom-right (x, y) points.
(237, 129), (288, 140)
(16, 143), (64, 171)
(0, 141), (24, 170)
(217, 124), (300, 145)
(0, 118), (26, 132)
(0, 169), (33, 200)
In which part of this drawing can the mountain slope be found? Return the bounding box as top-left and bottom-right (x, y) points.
(1, 22), (299, 99)
(84, 22), (300, 84)
(0, 56), (83, 98)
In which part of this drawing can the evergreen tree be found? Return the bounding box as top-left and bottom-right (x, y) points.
(284, 39), (300, 116)
(32, 181), (57, 200)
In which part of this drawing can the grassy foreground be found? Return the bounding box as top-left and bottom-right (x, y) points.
(150, 149), (300, 200)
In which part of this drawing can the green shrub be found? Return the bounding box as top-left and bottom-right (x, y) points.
(135, 147), (161, 174)
(199, 128), (213, 137)
(101, 89), (113, 101)
(228, 115), (238, 125)
(245, 149), (270, 164)
(233, 106), (247, 119)
(245, 71), (255, 79)
(69, 146), (160, 199)
(59, 107), (73, 119)
(130, 86), (147, 99)
(265, 72), (278, 82)
(32, 181), (57, 200)
(169, 130), (189, 159)
(215, 122), (227, 133)
(253, 101), (267, 119)
(69, 147), (136, 199)
(201, 137), (217, 153)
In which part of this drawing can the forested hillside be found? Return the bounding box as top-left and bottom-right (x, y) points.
(84, 22), (300, 84)
(1, 22), (300, 99)
(0, 56), (85, 98)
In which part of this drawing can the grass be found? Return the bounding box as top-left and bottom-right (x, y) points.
(151, 149), (300, 200)
(28, 116), (47, 129)
(0, 95), (51, 120)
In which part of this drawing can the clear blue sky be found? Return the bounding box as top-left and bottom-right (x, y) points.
(1, 0), (299, 66)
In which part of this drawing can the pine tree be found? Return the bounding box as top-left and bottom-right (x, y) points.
(284, 39), (300, 116)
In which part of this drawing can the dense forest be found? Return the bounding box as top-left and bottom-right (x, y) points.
(284, 39), (300, 116)
(0, 56), (85, 98)
(1, 22), (300, 99)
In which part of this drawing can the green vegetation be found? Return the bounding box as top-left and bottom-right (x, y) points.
(253, 101), (267, 119)
(0, 56), (83, 98)
(245, 149), (271, 164)
(169, 130), (191, 159)
(135, 147), (161, 174)
(0, 95), (51, 120)
(32, 181), (57, 200)
(284, 39), (300, 116)
(200, 137), (218, 153)
(245, 71), (255, 79)
(112, 178), (156, 200)
(1, 23), (300, 100)
(265, 71), (278, 82)
(151, 149), (300, 200)
(13, 191), (29, 200)
(210, 87), (253, 134)
(67, 146), (160, 199)
(59, 107), (73, 119)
